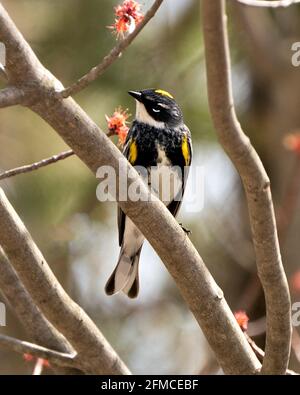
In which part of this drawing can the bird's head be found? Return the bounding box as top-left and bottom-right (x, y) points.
(128, 89), (183, 128)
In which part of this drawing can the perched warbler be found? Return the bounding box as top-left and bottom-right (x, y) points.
(105, 89), (192, 298)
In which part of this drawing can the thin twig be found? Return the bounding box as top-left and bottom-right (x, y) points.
(0, 150), (74, 181)
(0, 86), (24, 108)
(58, 0), (164, 98)
(244, 333), (298, 375)
(0, 127), (119, 181)
(245, 333), (265, 361)
(0, 334), (77, 369)
(236, 0), (300, 7)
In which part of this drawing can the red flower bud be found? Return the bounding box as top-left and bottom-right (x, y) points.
(283, 133), (300, 155)
(23, 353), (34, 362)
(106, 107), (130, 146)
(234, 310), (249, 332)
(108, 0), (144, 38)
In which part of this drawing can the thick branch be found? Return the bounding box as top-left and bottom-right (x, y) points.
(59, 0), (164, 98)
(0, 86), (24, 108)
(202, 0), (291, 374)
(0, 249), (80, 374)
(0, 150), (74, 181)
(236, 0), (300, 7)
(0, 334), (77, 369)
(0, 3), (261, 374)
(0, 189), (130, 375)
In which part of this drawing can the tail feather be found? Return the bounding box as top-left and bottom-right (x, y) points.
(105, 247), (142, 297)
(122, 249), (141, 298)
(105, 252), (131, 295)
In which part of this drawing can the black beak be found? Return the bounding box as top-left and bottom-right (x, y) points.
(128, 90), (142, 102)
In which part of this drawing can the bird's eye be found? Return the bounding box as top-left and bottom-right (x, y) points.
(153, 108), (160, 113)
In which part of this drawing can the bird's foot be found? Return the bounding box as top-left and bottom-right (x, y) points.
(179, 223), (191, 235)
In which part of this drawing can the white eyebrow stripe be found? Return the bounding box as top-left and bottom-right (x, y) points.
(157, 102), (170, 109)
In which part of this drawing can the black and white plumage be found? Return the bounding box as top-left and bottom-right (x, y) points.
(105, 89), (192, 298)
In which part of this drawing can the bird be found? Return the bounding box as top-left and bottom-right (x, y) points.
(105, 88), (192, 298)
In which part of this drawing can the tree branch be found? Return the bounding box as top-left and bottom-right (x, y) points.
(0, 86), (24, 108)
(0, 189), (131, 375)
(0, 334), (77, 369)
(202, 0), (291, 374)
(0, 249), (80, 374)
(236, 0), (300, 7)
(0, 2), (262, 374)
(0, 150), (74, 181)
(58, 0), (164, 98)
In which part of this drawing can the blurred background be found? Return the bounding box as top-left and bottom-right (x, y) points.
(0, 0), (300, 374)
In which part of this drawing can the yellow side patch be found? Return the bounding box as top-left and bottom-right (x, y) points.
(182, 135), (190, 166)
(155, 89), (174, 99)
(128, 140), (138, 164)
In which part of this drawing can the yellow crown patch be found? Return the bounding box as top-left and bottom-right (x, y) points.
(155, 89), (174, 99)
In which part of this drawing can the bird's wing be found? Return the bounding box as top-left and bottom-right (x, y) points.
(118, 126), (136, 246)
(167, 126), (192, 218)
